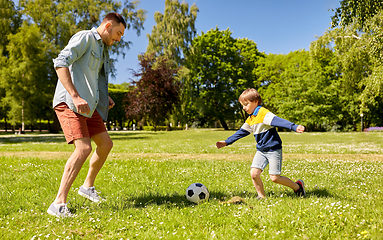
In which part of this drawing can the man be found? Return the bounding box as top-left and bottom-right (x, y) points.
(47, 13), (126, 217)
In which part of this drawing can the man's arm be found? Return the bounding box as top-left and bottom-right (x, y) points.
(55, 67), (90, 115)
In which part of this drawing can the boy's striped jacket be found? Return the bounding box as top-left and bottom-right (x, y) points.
(225, 106), (299, 151)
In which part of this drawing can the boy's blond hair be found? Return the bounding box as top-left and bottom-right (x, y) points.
(238, 88), (262, 104)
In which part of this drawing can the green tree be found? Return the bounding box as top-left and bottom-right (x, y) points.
(1, 0), (146, 130)
(185, 28), (264, 129)
(329, 0), (383, 128)
(145, 0), (198, 127)
(108, 83), (130, 130)
(331, 0), (383, 30)
(0, 0), (21, 130)
(0, 0), (21, 54)
(1, 23), (53, 128)
(311, 13), (383, 129)
(258, 50), (346, 131)
(146, 0), (198, 65)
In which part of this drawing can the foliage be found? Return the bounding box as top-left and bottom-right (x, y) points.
(108, 88), (129, 129)
(0, 23), (55, 126)
(331, 0), (383, 30)
(1, 131), (383, 239)
(0, 0), (146, 129)
(125, 53), (181, 130)
(0, 0), (21, 124)
(0, 0), (21, 55)
(257, 50), (351, 131)
(185, 28), (265, 129)
(145, 0), (198, 128)
(311, 12), (383, 129)
(146, 0), (198, 65)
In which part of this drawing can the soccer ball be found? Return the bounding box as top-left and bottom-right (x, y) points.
(186, 183), (209, 204)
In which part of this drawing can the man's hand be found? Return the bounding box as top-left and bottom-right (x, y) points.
(73, 97), (90, 114)
(216, 141), (227, 149)
(55, 67), (90, 115)
(108, 96), (115, 109)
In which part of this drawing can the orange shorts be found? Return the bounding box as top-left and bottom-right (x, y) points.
(54, 103), (107, 144)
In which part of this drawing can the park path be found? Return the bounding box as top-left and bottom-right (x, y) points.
(1, 151), (383, 162)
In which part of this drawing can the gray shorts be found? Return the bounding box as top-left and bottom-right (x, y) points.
(251, 149), (282, 175)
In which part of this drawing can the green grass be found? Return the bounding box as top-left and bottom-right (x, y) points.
(1, 130), (383, 239)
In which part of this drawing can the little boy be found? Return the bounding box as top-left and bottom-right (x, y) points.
(216, 88), (306, 199)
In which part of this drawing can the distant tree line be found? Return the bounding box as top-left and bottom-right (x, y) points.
(1, 0), (383, 132)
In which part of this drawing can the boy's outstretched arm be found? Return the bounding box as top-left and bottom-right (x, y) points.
(296, 125), (305, 133)
(216, 141), (227, 149)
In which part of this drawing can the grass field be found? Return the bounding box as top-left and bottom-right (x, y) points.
(0, 130), (382, 239)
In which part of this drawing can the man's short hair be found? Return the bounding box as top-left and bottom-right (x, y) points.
(103, 12), (127, 29)
(238, 88), (262, 104)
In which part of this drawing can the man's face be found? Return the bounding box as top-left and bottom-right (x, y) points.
(103, 22), (125, 46)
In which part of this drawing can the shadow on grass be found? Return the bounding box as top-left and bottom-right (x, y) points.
(0, 135), (66, 143)
(107, 131), (164, 142)
(308, 188), (333, 198)
(102, 190), (233, 210)
(0, 131), (160, 144)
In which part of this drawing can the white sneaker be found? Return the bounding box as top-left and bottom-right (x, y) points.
(47, 203), (73, 217)
(78, 186), (106, 203)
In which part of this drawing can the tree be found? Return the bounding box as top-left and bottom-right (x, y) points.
(0, 0), (146, 130)
(257, 50), (348, 131)
(329, 0), (383, 128)
(1, 23), (53, 128)
(0, 0), (21, 131)
(0, 0), (21, 54)
(331, 0), (383, 30)
(312, 12), (383, 129)
(125, 53), (181, 130)
(146, 0), (198, 127)
(185, 28), (265, 129)
(146, 0), (198, 65)
(108, 83), (130, 130)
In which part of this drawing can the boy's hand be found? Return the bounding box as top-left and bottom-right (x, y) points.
(216, 141), (227, 149)
(296, 125), (305, 133)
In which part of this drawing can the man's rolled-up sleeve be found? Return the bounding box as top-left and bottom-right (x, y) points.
(53, 32), (90, 68)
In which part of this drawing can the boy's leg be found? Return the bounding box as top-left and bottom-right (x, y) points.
(250, 168), (266, 198)
(269, 175), (299, 191)
(82, 131), (113, 188)
(267, 149), (302, 193)
(54, 137), (92, 204)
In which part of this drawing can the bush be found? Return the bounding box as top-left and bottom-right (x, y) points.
(142, 126), (184, 131)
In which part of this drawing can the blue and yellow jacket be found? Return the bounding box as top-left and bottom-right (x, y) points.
(225, 106), (299, 152)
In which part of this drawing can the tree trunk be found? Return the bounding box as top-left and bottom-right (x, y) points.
(50, 114), (61, 133)
(219, 119), (229, 130)
(5, 117), (8, 132)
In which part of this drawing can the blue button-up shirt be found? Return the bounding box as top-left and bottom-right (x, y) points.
(52, 27), (110, 121)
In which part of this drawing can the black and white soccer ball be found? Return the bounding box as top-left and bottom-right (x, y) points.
(186, 183), (209, 204)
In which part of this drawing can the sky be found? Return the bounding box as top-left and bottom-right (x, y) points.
(113, 0), (341, 84)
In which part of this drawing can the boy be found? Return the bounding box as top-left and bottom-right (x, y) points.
(216, 88), (306, 199)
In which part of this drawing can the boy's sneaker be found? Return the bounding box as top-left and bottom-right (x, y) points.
(78, 186), (105, 203)
(256, 196), (265, 200)
(47, 203), (73, 217)
(295, 179), (306, 197)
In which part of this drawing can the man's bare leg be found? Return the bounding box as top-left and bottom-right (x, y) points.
(54, 137), (92, 204)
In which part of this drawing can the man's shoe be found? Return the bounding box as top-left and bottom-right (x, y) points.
(78, 186), (106, 203)
(47, 203), (73, 217)
(295, 179), (306, 197)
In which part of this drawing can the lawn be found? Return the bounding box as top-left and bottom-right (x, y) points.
(0, 130), (382, 239)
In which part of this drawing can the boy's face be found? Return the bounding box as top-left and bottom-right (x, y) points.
(240, 100), (259, 115)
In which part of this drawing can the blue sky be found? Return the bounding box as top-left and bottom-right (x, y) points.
(113, 0), (341, 84)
